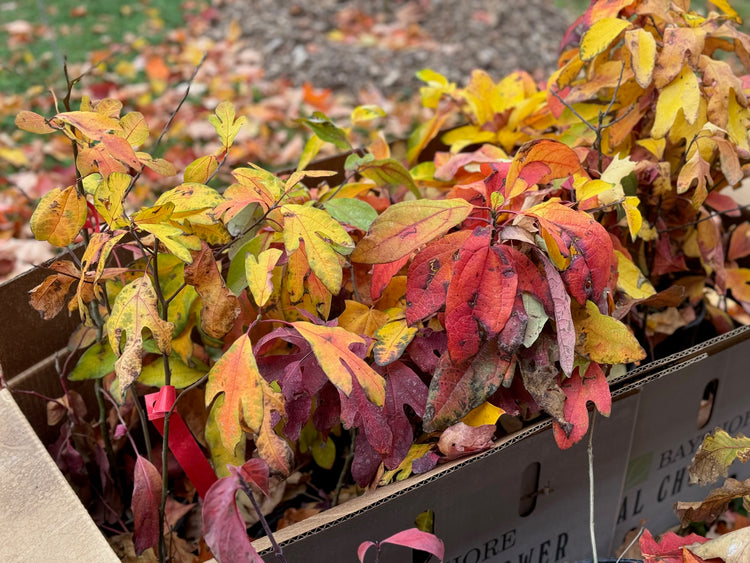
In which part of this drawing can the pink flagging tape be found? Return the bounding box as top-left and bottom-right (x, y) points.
(145, 385), (217, 499)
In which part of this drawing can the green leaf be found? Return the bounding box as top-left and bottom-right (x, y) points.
(139, 355), (207, 388)
(359, 158), (420, 198)
(323, 198), (378, 231)
(69, 341), (117, 381)
(299, 112), (351, 150)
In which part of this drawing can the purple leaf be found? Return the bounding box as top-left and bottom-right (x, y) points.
(132, 455), (162, 555)
(203, 463), (265, 563)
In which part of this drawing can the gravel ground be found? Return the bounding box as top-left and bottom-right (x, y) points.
(210, 0), (574, 98)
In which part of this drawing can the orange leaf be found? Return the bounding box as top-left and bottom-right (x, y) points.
(352, 199), (473, 264)
(184, 243), (241, 339)
(291, 322), (386, 406)
(30, 185), (87, 247)
(504, 139), (583, 200)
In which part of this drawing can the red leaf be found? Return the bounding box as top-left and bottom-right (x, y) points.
(203, 465), (265, 563)
(639, 529), (709, 563)
(358, 528), (445, 563)
(406, 328), (447, 375)
(406, 230), (471, 325)
(371, 254), (410, 301)
(423, 338), (514, 432)
(445, 227), (517, 361)
(237, 459), (270, 497)
(132, 455), (162, 555)
(339, 377), (392, 455)
(525, 201), (613, 306)
(552, 363), (612, 449)
(381, 528), (445, 560)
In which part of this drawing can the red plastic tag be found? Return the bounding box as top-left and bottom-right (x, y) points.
(145, 386), (217, 499)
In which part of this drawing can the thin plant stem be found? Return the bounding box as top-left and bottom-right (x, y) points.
(130, 388), (153, 463)
(244, 482), (288, 563)
(100, 388), (140, 455)
(616, 526), (644, 563)
(332, 429), (356, 507)
(588, 411), (598, 563)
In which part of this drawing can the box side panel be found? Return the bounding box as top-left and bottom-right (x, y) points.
(0, 389), (119, 562)
(613, 338), (750, 549)
(256, 395), (638, 563)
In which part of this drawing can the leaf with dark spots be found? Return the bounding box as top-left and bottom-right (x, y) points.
(552, 362), (611, 449)
(132, 455), (161, 555)
(405, 230), (471, 324)
(437, 422), (495, 461)
(423, 338), (514, 433)
(519, 338), (570, 435)
(406, 328), (447, 375)
(497, 294), (528, 358)
(445, 227), (518, 362)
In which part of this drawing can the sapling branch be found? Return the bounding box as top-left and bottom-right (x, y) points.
(588, 411), (598, 563)
(240, 476), (288, 563)
(130, 388), (153, 463)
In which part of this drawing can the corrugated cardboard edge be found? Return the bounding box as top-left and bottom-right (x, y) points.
(251, 349), (726, 556)
(0, 388), (119, 561)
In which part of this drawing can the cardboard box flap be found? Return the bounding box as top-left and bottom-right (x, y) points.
(0, 388), (118, 561)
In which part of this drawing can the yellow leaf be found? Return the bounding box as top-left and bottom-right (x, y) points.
(580, 17), (631, 61)
(622, 196), (643, 241)
(709, 0), (741, 21)
(615, 250), (655, 299)
(54, 111), (123, 140)
(281, 203), (355, 294)
(337, 300), (389, 338)
(651, 65), (701, 138)
(577, 179), (614, 202)
(373, 316), (418, 366)
(573, 301), (646, 364)
(209, 101), (247, 149)
(205, 404), (245, 477)
(154, 183), (225, 226)
(727, 91), (750, 153)
(380, 443), (433, 484)
(624, 29), (656, 88)
(350, 104), (386, 125)
(138, 222), (200, 263)
(245, 248), (282, 308)
(94, 171), (130, 228)
(117, 111), (149, 147)
(30, 185), (87, 247)
(635, 138), (665, 159)
(138, 354), (206, 388)
(461, 402), (504, 427)
(106, 276), (174, 393)
(291, 322), (386, 406)
(184, 155), (218, 184)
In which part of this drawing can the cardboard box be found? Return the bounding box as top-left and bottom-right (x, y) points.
(611, 328), (750, 552)
(253, 394), (639, 562)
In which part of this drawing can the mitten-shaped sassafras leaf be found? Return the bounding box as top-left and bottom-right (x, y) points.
(107, 275), (174, 393)
(209, 101), (247, 150)
(281, 203), (354, 294)
(205, 334), (292, 474)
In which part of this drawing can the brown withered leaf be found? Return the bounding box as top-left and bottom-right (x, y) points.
(46, 391), (87, 426)
(689, 526), (750, 563)
(29, 260), (80, 319)
(676, 477), (750, 526)
(690, 428), (750, 486)
(184, 242), (240, 339)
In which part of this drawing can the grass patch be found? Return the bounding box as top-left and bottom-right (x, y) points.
(0, 0), (194, 95)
